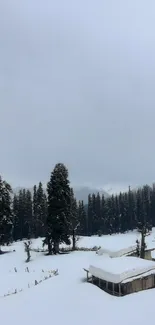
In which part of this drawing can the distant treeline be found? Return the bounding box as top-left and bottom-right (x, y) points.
(0, 165), (153, 253)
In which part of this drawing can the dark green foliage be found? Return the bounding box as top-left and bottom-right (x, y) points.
(46, 163), (71, 254)
(12, 194), (19, 241)
(2, 167), (155, 245)
(86, 185), (154, 237)
(78, 200), (87, 236)
(34, 182), (47, 238)
(87, 194), (93, 236)
(33, 185), (37, 235)
(12, 189), (33, 240)
(70, 188), (79, 250)
(0, 176), (13, 246)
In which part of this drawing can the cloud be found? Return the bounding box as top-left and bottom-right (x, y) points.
(0, 0), (155, 187)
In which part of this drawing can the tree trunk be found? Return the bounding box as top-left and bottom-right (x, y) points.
(48, 238), (52, 255)
(140, 230), (145, 259)
(53, 241), (59, 254)
(72, 229), (76, 251)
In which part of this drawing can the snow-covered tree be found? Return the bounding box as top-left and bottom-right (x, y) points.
(36, 182), (47, 237)
(70, 188), (79, 250)
(12, 194), (19, 241)
(0, 176), (13, 246)
(45, 163), (71, 254)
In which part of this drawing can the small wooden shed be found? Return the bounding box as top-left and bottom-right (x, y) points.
(84, 256), (155, 296)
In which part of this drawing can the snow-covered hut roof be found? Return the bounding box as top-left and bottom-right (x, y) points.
(96, 245), (137, 258)
(89, 256), (155, 284)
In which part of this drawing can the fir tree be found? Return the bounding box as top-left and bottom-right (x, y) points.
(12, 194), (20, 241)
(35, 182), (46, 237)
(33, 185), (38, 237)
(18, 189), (25, 240)
(94, 193), (101, 235)
(78, 200), (87, 236)
(142, 185), (152, 230)
(70, 188), (79, 250)
(114, 195), (121, 233)
(46, 163), (71, 254)
(87, 194), (93, 236)
(150, 184), (155, 227)
(0, 176), (13, 246)
(101, 194), (107, 234)
(24, 190), (33, 239)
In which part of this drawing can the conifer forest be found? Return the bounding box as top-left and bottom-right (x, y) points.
(0, 163), (154, 253)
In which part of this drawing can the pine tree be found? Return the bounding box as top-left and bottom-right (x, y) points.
(94, 193), (101, 235)
(128, 186), (136, 230)
(106, 197), (114, 235)
(0, 176), (13, 246)
(78, 200), (87, 235)
(142, 185), (152, 230)
(12, 194), (20, 241)
(46, 163), (71, 254)
(18, 189), (25, 240)
(70, 188), (79, 250)
(24, 190), (33, 239)
(101, 194), (106, 234)
(150, 184), (155, 227)
(91, 194), (97, 235)
(136, 189), (143, 228)
(114, 195), (121, 233)
(33, 185), (38, 237)
(119, 192), (129, 233)
(35, 182), (46, 238)
(87, 195), (93, 236)
(42, 193), (48, 236)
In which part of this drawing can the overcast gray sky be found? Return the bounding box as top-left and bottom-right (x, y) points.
(0, 0), (155, 189)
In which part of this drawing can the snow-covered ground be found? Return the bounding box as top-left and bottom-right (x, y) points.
(1, 230), (155, 325)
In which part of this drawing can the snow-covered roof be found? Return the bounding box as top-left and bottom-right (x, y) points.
(89, 257), (155, 284)
(96, 245), (137, 258)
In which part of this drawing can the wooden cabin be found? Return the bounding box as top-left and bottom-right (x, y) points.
(84, 256), (155, 296)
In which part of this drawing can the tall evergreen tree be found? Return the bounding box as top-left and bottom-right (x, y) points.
(94, 192), (101, 235)
(46, 163), (71, 254)
(12, 194), (20, 241)
(70, 188), (79, 250)
(78, 200), (87, 236)
(18, 189), (25, 240)
(128, 186), (136, 230)
(24, 190), (33, 239)
(114, 195), (121, 233)
(101, 194), (107, 234)
(35, 182), (47, 238)
(0, 176), (13, 246)
(142, 185), (152, 230)
(87, 194), (93, 236)
(33, 185), (38, 237)
(150, 184), (155, 227)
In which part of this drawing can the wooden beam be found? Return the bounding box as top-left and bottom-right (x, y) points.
(112, 282), (114, 295)
(83, 268), (89, 282)
(118, 283), (121, 296)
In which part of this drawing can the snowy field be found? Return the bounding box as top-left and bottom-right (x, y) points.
(1, 230), (155, 325)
